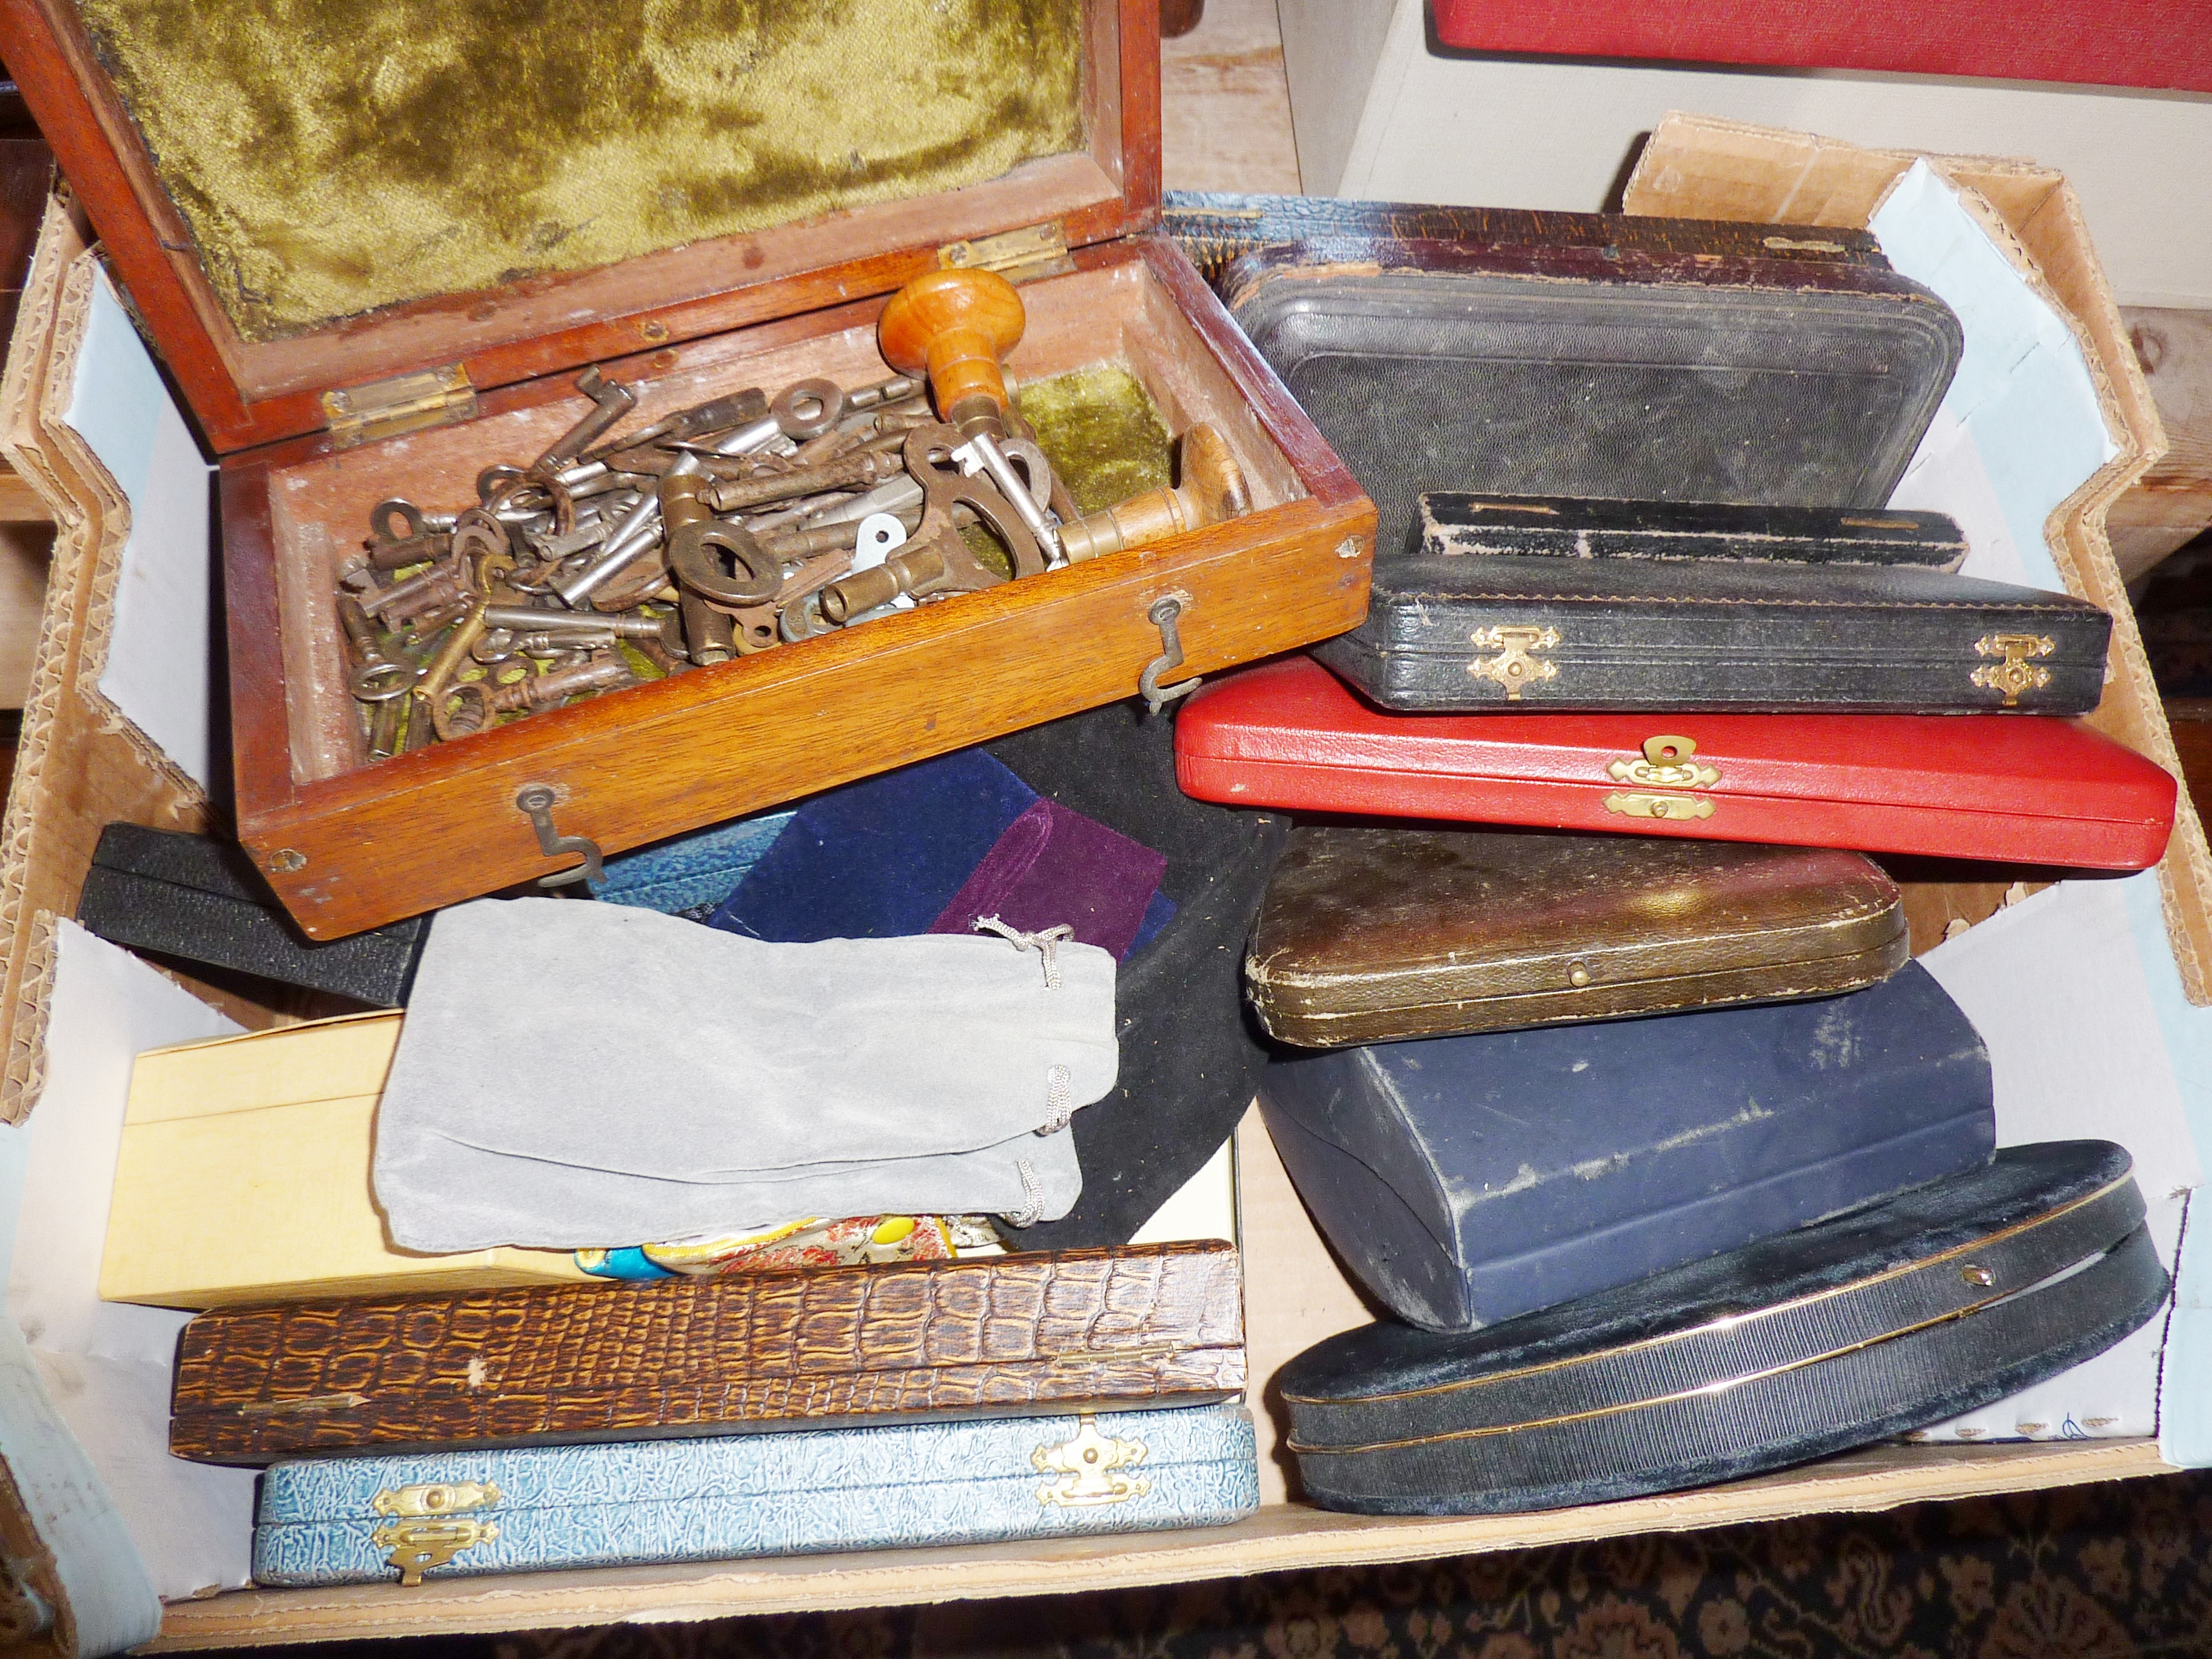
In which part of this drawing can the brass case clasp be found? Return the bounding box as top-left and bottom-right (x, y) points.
(1604, 791), (1716, 822)
(1469, 625), (1560, 699)
(370, 1483), (501, 1586)
(1033, 1416), (1151, 1508)
(1970, 633), (2057, 706)
(1606, 734), (1720, 789)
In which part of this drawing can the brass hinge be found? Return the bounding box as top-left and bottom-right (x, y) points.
(322, 364), (478, 450)
(939, 220), (1074, 284)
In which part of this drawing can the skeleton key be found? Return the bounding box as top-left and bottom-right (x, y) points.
(534, 367), (638, 474)
(817, 425), (1041, 622)
(589, 388), (769, 459)
(952, 433), (1060, 559)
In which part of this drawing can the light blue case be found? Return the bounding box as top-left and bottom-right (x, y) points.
(253, 1404), (1258, 1586)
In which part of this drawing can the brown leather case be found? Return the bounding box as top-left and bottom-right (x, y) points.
(168, 1241), (1244, 1465)
(1246, 828), (1907, 1047)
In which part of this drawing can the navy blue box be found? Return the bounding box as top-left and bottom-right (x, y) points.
(1258, 961), (1994, 1331)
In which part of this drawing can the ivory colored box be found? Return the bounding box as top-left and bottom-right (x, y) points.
(99, 1010), (590, 1309)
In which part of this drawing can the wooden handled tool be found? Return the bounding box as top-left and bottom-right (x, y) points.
(1057, 424), (1253, 563)
(877, 268), (1026, 439)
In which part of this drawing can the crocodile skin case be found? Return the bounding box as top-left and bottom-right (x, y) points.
(1280, 1144), (2164, 1515)
(1313, 500), (2111, 714)
(253, 1403), (1259, 1586)
(1175, 656), (2179, 872)
(1223, 238), (1960, 556)
(1247, 828), (1906, 1046)
(170, 1242), (1244, 1464)
(1257, 960), (1994, 1331)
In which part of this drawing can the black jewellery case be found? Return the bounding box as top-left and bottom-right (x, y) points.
(1278, 1141), (2165, 1516)
(1222, 236), (1964, 557)
(1312, 494), (2113, 714)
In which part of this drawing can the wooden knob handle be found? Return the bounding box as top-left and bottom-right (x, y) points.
(1057, 425), (1253, 563)
(878, 269), (1025, 427)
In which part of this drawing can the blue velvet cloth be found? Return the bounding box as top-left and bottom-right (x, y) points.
(709, 752), (1038, 942)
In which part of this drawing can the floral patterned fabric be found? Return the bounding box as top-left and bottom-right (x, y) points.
(276, 1470), (2212, 1659)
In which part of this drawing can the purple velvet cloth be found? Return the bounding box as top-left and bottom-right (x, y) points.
(930, 798), (1168, 961)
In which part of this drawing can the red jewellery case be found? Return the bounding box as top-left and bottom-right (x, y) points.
(1175, 657), (2177, 871)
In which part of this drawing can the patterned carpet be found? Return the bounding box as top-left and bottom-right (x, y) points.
(303, 1466), (2212, 1659)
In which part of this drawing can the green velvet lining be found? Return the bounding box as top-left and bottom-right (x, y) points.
(1016, 363), (1171, 515)
(949, 363), (1167, 577)
(75, 0), (1085, 341)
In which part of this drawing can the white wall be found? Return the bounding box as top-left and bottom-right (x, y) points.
(1278, 0), (2212, 309)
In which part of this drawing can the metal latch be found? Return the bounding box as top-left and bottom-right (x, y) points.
(370, 1482), (501, 1586)
(323, 364), (478, 450)
(1971, 632), (2057, 706)
(515, 785), (605, 887)
(1606, 735), (1720, 791)
(1469, 624), (1560, 700)
(1033, 1416), (1150, 1508)
(938, 220), (1074, 284)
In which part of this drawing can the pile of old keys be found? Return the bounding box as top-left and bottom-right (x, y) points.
(339, 269), (1252, 759)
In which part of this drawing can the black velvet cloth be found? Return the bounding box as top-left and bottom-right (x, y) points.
(987, 696), (1292, 1250)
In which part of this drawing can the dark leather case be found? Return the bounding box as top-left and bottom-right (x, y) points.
(1315, 502), (2111, 714)
(1419, 494), (1968, 570)
(1247, 828), (1906, 1047)
(1256, 960), (1994, 1332)
(1223, 238), (1962, 556)
(1161, 191), (1889, 286)
(1279, 1142), (2165, 1515)
(168, 1241), (1245, 1464)
(75, 824), (425, 1007)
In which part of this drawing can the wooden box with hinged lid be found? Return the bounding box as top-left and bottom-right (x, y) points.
(4, 0), (1375, 937)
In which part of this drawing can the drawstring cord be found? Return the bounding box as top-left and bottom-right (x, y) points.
(974, 916), (1074, 991)
(1007, 1158), (1045, 1228)
(973, 920), (1079, 1225)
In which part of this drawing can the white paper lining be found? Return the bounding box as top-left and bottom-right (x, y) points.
(1, 924), (250, 1600)
(1870, 160), (2208, 1452)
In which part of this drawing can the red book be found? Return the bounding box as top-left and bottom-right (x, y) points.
(1175, 657), (2176, 871)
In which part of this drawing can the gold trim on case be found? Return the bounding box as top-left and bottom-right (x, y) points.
(1281, 1175), (2131, 1412)
(1469, 625), (1560, 699)
(1970, 633), (2056, 706)
(1285, 1292), (2019, 1455)
(1034, 1415), (1151, 1507)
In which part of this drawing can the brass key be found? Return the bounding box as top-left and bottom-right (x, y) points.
(817, 425), (1039, 622)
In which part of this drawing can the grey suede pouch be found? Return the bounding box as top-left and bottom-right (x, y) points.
(372, 899), (1117, 1250)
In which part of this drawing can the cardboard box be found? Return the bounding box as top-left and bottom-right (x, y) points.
(102, 1013), (589, 1309)
(0, 122), (2196, 1655)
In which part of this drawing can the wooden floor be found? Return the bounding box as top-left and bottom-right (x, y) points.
(1161, 0), (1302, 195)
